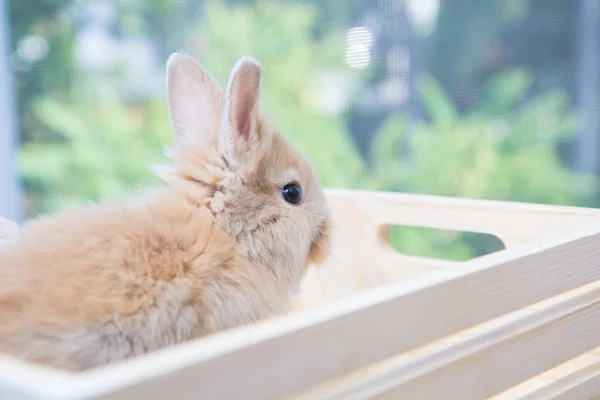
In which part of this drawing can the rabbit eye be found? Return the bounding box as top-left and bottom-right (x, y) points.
(281, 183), (302, 205)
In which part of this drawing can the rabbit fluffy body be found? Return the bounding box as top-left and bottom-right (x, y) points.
(0, 54), (330, 371)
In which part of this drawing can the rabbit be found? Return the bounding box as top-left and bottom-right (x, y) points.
(0, 53), (331, 371)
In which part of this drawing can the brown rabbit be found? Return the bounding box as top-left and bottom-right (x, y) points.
(0, 54), (331, 371)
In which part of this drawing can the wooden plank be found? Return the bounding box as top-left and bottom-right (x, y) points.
(550, 368), (600, 400)
(492, 348), (600, 399)
(291, 280), (600, 400)
(324, 189), (600, 245)
(370, 283), (600, 399)
(4, 230), (597, 400)
(320, 189), (600, 292)
(301, 188), (600, 309)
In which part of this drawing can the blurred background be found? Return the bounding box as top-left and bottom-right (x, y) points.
(1, 0), (599, 261)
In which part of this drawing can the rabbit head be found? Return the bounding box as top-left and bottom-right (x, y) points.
(158, 53), (331, 288)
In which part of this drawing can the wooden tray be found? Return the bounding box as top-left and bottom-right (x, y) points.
(2, 188), (600, 400)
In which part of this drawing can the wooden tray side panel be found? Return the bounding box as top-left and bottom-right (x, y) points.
(294, 280), (600, 400)
(298, 189), (600, 309)
(492, 347), (600, 400)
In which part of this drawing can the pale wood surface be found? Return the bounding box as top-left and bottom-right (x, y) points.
(292, 279), (600, 399)
(296, 189), (600, 309)
(492, 347), (600, 399)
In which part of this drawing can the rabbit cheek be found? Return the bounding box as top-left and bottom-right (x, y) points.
(307, 217), (331, 267)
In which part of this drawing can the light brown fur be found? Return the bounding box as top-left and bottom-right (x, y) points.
(0, 54), (330, 371)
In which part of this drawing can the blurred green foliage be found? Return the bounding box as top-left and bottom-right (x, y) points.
(372, 68), (596, 260)
(373, 68), (592, 204)
(12, 0), (596, 261)
(20, 97), (169, 212)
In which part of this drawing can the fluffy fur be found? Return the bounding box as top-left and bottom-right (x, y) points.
(0, 54), (330, 371)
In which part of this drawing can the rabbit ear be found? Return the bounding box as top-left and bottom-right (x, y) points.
(222, 56), (263, 160)
(166, 53), (223, 145)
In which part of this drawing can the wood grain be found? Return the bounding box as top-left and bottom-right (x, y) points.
(292, 280), (600, 399)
